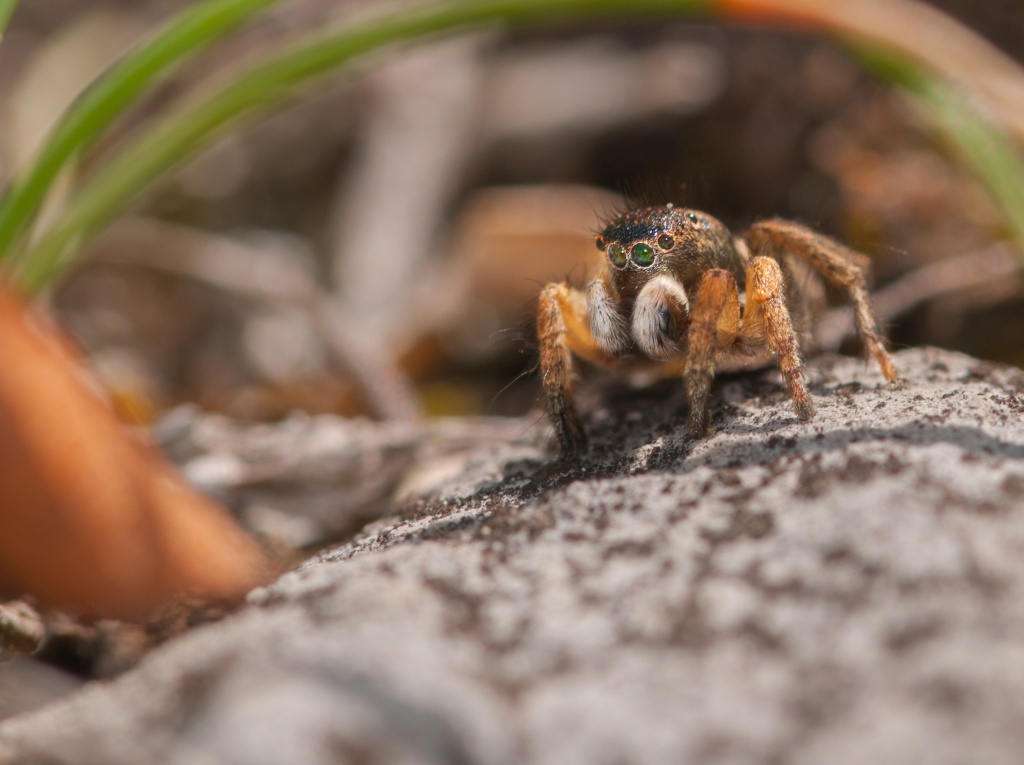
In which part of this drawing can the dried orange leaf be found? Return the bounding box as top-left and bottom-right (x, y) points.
(0, 288), (266, 620)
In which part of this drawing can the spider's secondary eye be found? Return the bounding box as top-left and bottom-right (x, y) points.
(595, 236), (606, 252)
(608, 244), (627, 267)
(657, 233), (674, 250)
(687, 212), (698, 222)
(631, 243), (655, 267)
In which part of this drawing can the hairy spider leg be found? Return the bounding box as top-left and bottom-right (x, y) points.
(746, 220), (905, 386)
(537, 282), (616, 456)
(684, 268), (740, 437)
(586, 276), (631, 357)
(740, 255), (815, 421)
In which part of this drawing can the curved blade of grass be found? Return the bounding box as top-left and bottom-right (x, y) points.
(719, 0), (1024, 268)
(921, 84), (1024, 257)
(0, 0), (279, 259)
(17, 0), (1024, 291)
(860, 49), (1024, 263)
(0, 0), (19, 41)
(718, 0), (1024, 149)
(15, 0), (713, 290)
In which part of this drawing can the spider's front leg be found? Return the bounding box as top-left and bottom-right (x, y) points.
(537, 281), (615, 457)
(684, 268), (740, 437)
(746, 220), (905, 386)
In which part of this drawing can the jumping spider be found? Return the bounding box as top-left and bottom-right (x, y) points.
(537, 206), (905, 456)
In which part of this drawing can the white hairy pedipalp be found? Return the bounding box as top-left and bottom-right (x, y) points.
(587, 278), (631, 356)
(631, 273), (689, 360)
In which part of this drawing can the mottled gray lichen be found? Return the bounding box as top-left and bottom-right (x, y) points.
(4, 348), (1024, 765)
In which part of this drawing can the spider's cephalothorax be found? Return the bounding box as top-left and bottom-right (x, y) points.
(537, 205), (904, 456)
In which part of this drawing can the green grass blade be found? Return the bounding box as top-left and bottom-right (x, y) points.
(0, 0), (280, 259)
(16, 0), (1024, 291)
(917, 81), (1024, 259)
(859, 48), (1024, 264)
(16, 0), (712, 290)
(0, 0), (19, 41)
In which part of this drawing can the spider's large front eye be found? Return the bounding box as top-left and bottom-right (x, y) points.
(631, 242), (655, 267)
(607, 244), (627, 268)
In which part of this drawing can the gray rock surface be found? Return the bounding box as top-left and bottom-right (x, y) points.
(4, 347), (1024, 764)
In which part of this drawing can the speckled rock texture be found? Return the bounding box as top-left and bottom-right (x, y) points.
(4, 347), (1024, 765)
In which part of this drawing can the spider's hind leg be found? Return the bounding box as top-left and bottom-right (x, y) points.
(746, 219), (905, 386)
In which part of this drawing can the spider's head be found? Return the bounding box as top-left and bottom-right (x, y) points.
(595, 206), (736, 299)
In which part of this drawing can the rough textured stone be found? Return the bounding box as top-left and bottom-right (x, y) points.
(4, 347), (1024, 764)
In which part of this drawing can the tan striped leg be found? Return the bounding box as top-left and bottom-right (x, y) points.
(741, 256), (815, 420)
(685, 268), (740, 437)
(746, 220), (905, 386)
(537, 282), (615, 457)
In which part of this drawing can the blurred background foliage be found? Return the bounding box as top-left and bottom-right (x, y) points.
(3, 0), (1023, 429)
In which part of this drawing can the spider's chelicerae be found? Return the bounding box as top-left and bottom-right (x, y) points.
(537, 205), (906, 456)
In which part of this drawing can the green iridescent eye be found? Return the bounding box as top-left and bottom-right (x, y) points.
(657, 233), (674, 250)
(687, 212), (698, 222)
(608, 244), (627, 267)
(631, 242), (655, 267)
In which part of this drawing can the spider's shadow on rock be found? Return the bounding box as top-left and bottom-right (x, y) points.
(693, 422), (1024, 470)
(569, 364), (794, 461)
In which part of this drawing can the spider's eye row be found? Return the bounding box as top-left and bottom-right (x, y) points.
(657, 233), (675, 250)
(631, 242), (655, 267)
(595, 236), (606, 252)
(607, 244), (628, 267)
